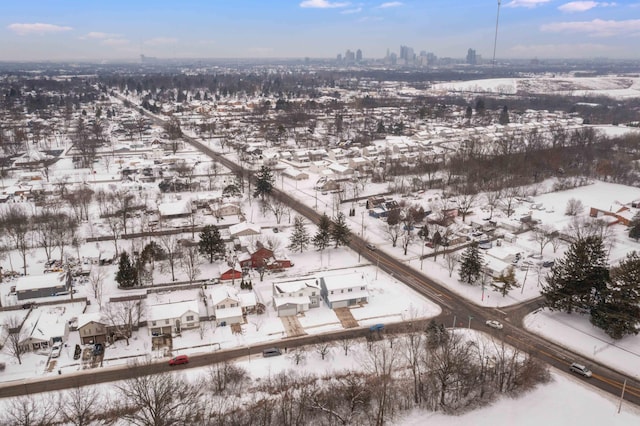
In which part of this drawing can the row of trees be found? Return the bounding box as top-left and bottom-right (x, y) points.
(542, 236), (640, 339)
(0, 327), (549, 425)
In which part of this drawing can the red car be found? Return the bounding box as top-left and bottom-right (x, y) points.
(168, 355), (189, 366)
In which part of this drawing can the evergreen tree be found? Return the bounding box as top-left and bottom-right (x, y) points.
(115, 251), (138, 288)
(198, 225), (226, 263)
(629, 213), (640, 241)
(458, 242), (483, 284)
(499, 105), (510, 125)
(590, 251), (640, 339)
(491, 266), (519, 296)
(253, 166), (274, 200)
(288, 216), (310, 253)
(541, 236), (609, 314)
(330, 212), (351, 248)
(313, 213), (332, 250)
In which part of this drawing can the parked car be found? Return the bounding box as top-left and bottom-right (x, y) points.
(273, 228), (279, 233)
(542, 260), (555, 268)
(73, 344), (82, 360)
(93, 343), (104, 356)
(169, 355), (189, 366)
(50, 344), (62, 358)
(262, 348), (282, 358)
(485, 320), (503, 330)
(569, 362), (592, 378)
(366, 243), (377, 251)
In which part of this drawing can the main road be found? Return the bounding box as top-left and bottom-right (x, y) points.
(9, 93), (628, 405)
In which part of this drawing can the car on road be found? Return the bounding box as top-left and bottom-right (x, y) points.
(366, 243), (377, 251)
(569, 362), (592, 378)
(485, 320), (503, 330)
(262, 348), (282, 357)
(168, 355), (189, 366)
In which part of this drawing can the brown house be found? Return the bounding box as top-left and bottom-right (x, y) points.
(239, 247), (292, 270)
(77, 313), (108, 345)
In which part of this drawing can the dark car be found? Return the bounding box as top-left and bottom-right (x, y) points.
(169, 355), (189, 366)
(93, 343), (104, 356)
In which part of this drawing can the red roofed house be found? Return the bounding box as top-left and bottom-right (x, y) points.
(239, 247), (292, 270)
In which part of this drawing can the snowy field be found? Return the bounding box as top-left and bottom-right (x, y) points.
(431, 75), (640, 100)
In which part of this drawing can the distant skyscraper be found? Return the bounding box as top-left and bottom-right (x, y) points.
(466, 48), (477, 65)
(356, 49), (362, 62)
(345, 49), (355, 63)
(399, 45), (415, 65)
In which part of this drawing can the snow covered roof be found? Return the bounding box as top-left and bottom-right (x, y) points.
(77, 312), (104, 329)
(214, 306), (243, 320)
(228, 221), (261, 237)
(237, 292), (256, 308)
(158, 199), (192, 217)
(274, 296), (309, 307)
(321, 272), (368, 291)
(209, 286), (240, 306)
(14, 273), (67, 292)
(147, 300), (199, 322)
(273, 277), (319, 295)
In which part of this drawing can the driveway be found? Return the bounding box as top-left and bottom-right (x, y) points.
(280, 315), (306, 337)
(334, 307), (359, 328)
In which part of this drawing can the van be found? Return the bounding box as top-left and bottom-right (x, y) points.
(569, 362), (592, 378)
(262, 348), (282, 358)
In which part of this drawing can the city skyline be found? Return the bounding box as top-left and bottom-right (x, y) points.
(1, 0), (639, 62)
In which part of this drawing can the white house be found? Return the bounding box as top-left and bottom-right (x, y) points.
(320, 272), (369, 309)
(272, 276), (322, 317)
(228, 221), (261, 238)
(209, 287), (243, 326)
(147, 300), (200, 336)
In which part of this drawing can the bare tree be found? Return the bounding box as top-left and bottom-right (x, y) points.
(264, 196), (289, 225)
(102, 300), (143, 345)
(532, 224), (554, 255)
(444, 251), (460, 277)
(565, 198), (584, 216)
(0, 205), (31, 275)
(290, 348), (307, 366)
(89, 267), (106, 306)
(315, 341), (332, 361)
(499, 187), (519, 218)
(339, 336), (353, 356)
(180, 242), (201, 284)
(1, 394), (60, 426)
(159, 235), (182, 282)
(116, 369), (202, 426)
(484, 189), (502, 220)
(61, 386), (101, 426)
(3, 316), (26, 365)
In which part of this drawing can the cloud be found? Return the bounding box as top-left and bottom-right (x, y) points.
(507, 42), (623, 57)
(85, 32), (112, 39)
(558, 1), (616, 12)
(102, 38), (129, 47)
(341, 7), (362, 14)
(541, 18), (640, 36)
(505, 0), (550, 8)
(299, 0), (349, 8)
(377, 1), (403, 8)
(144, 37), (178, 46)
(7, 23), (72, 35)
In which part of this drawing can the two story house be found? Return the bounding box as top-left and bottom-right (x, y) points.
(272, 276), (321, 317)
(320, 272), (369, 309)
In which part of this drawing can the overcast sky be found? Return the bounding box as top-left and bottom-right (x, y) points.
(1, 0), (639, 62)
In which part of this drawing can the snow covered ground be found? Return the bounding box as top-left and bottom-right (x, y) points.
(431, 75), (640, 100)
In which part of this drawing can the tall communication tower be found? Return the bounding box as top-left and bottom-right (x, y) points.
(492, 0), (502, 67)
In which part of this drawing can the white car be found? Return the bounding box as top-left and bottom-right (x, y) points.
(485, 320), (503, 330)
(50, 344), (62, 358)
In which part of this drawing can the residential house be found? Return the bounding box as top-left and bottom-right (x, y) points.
(18, 303), (85, 352)
(228, 221), (261, 238)
(77, 313), (108, 345)
(239, 247), (292, 270)
(158, 199), (192, 219)
(589, 205), (636, 227)
(209, 287), (243, 326)
(14, 272), (71, 301)
(320, 272), (369, 309)
(147, 300), (200, 336)
(211, 202), (242, 218)
(272, 277), (321, 317)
